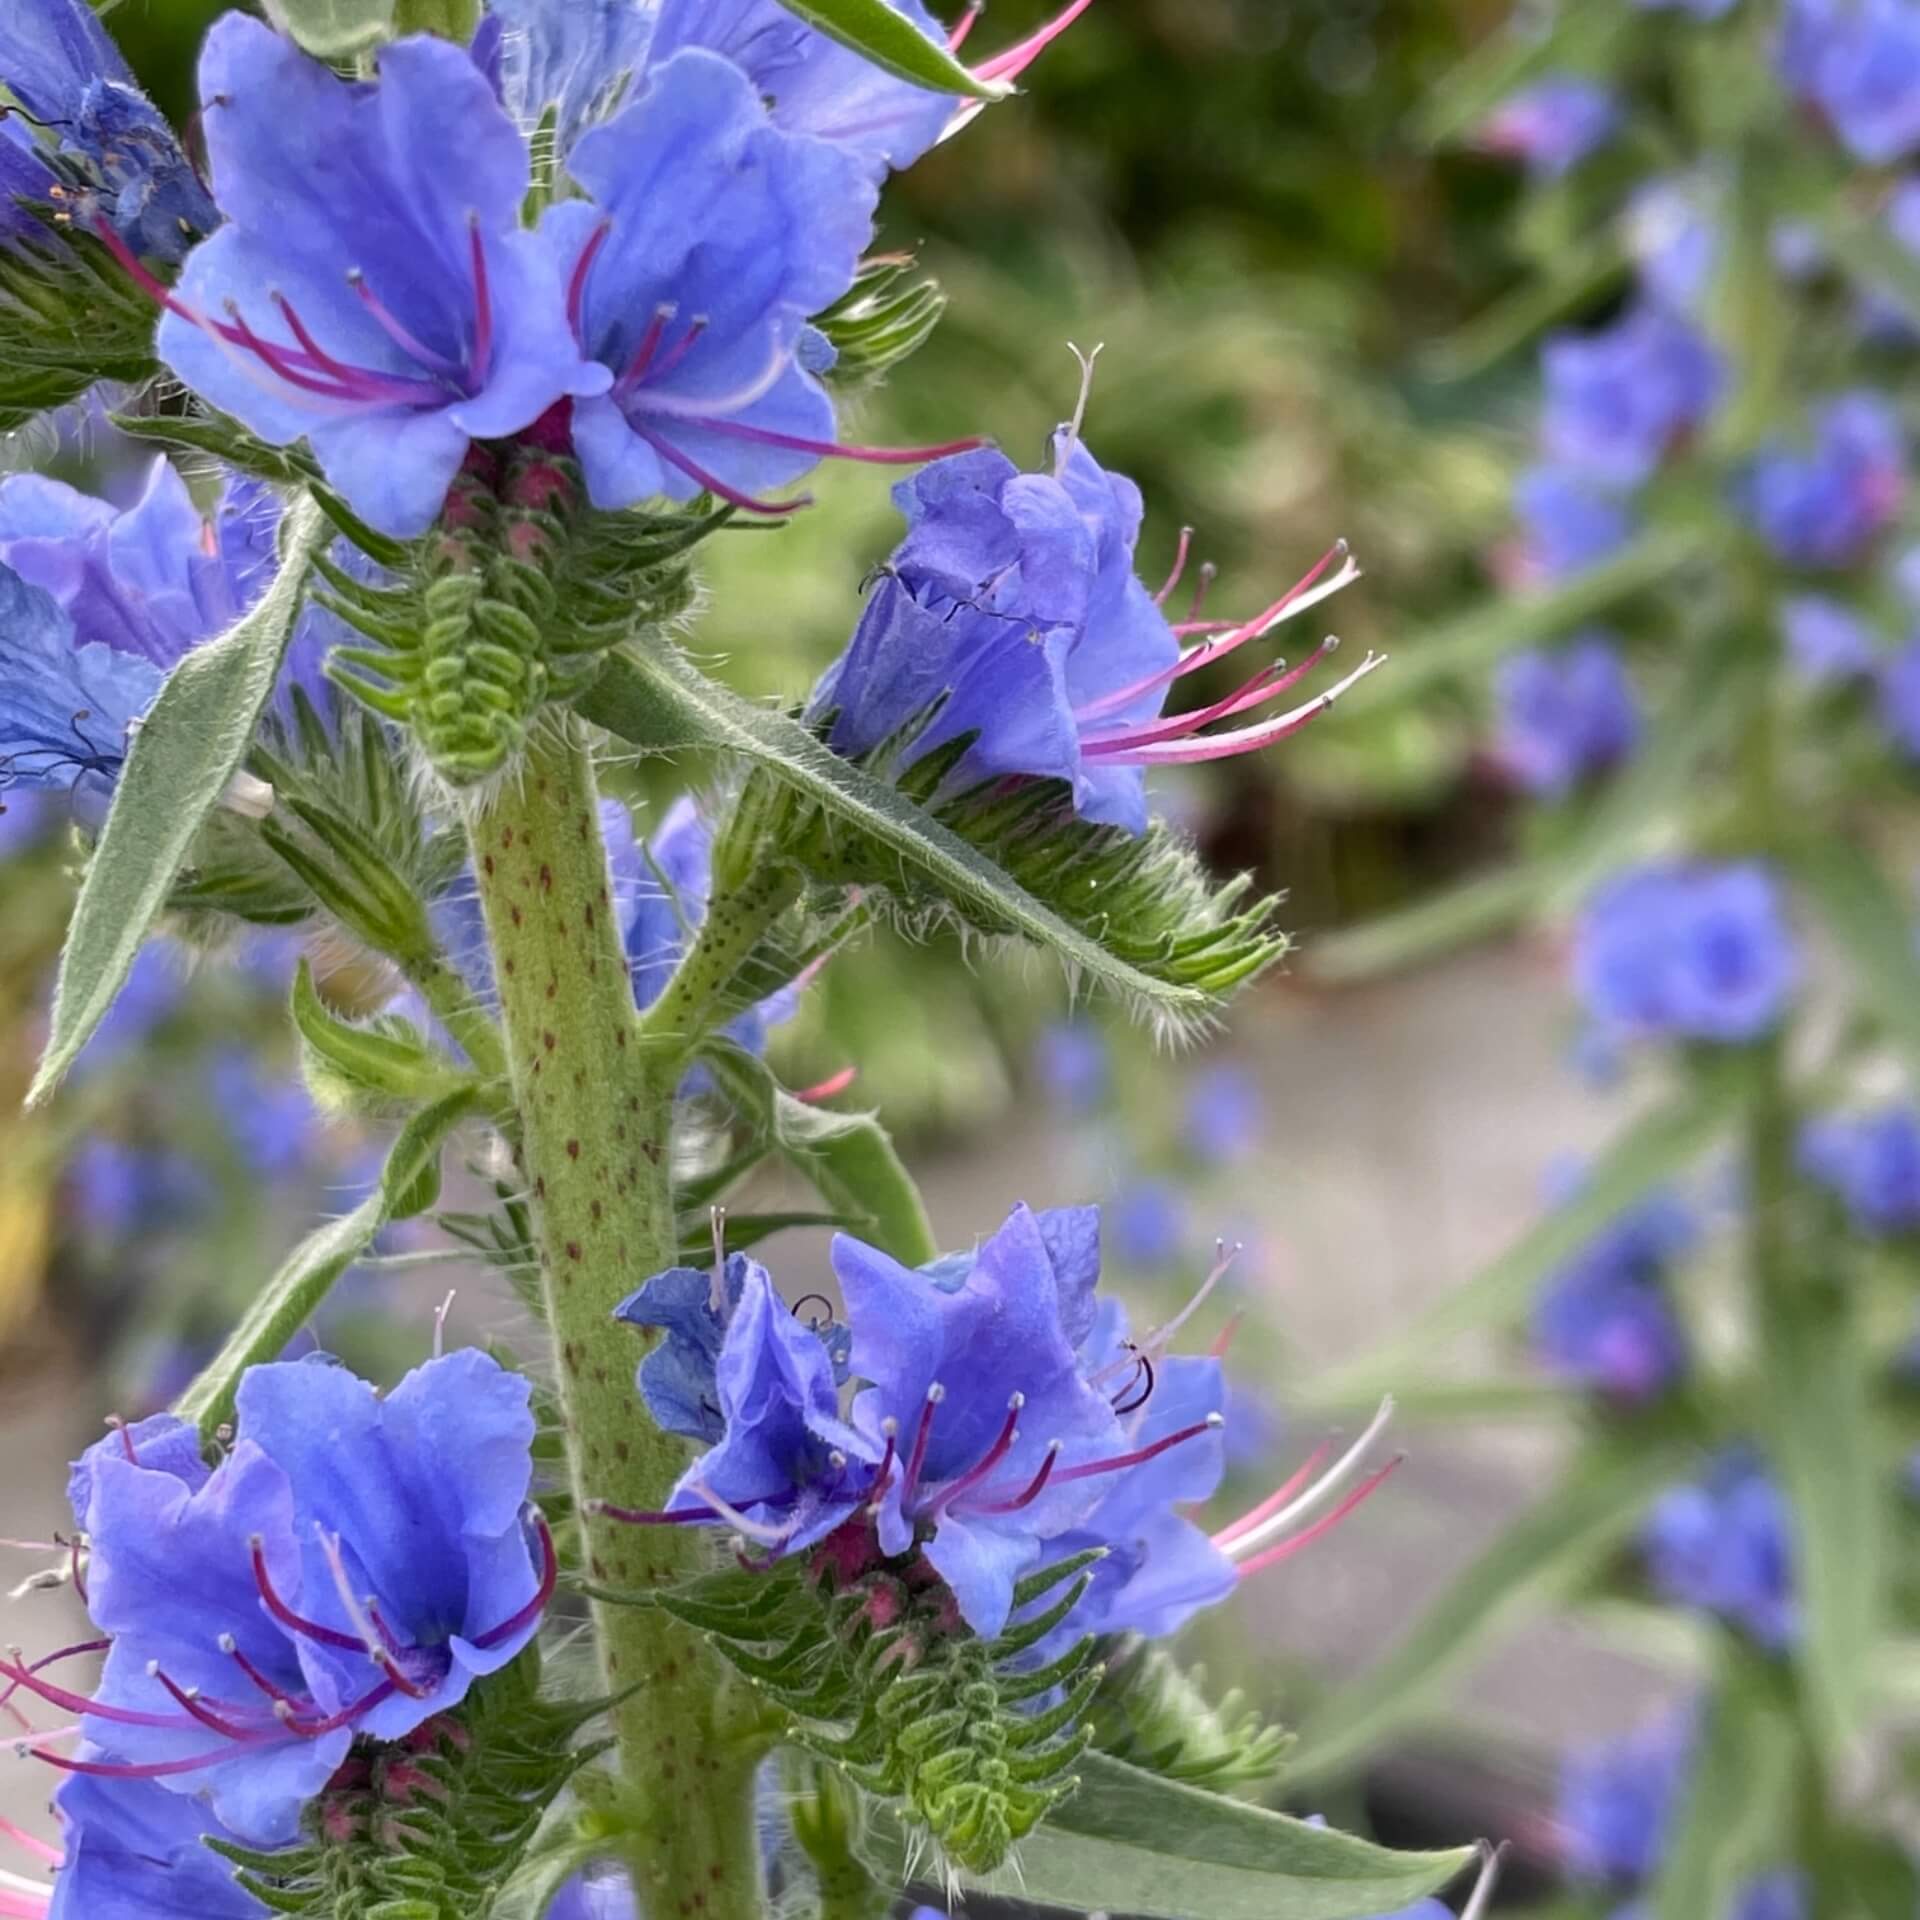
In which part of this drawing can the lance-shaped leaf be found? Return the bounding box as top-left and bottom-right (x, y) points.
(29, 494), (330, 1105)
(863, 1752), (1475, 1920)
(699, 1039), (937, 1267)
(291, 957), (475, 1115)
(174, 1084), (480, 1440)
(768, 0), (1005, 98)
(580, 646), (1265, 1030)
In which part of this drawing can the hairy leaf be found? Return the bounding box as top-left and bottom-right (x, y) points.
(767, 0), (1004, 98)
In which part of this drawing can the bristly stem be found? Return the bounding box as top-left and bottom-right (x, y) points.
(464, 716), (764, 1920)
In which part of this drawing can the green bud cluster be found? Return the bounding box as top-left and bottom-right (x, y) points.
(656, 1537), (1107, 1875)
(812, 255), (949, 391)
(1086, 1643), (1293, 1794)
(316, 437), (714, 786)
(208, 1650), (600, 1920)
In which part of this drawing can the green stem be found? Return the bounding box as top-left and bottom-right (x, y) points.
(464, 717), (765, 1920)
(399, 944), (511, 1086)
(642, 860), (800, 1055)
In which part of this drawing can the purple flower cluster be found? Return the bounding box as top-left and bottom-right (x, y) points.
(811, 434), (1373, 832)
(8, 1351), (551, 1846)
(1779, 0), (1920, 165)
(1478, 77), (1620, 179)
(1800, 1102), (1920, 1232)
(1735, 392), (1906, 570)
(612, 1204), (1396, 1644)
(1530, 1165), (1692, 1402)
(1573, 861), (1800, 1046)
(0, 459), (290, 820)
(1643, 1451), (1798, 1648)
(1493, 633), (1641, 797)
(0, 0), (216, 263)
(131, 0), (1090, 538)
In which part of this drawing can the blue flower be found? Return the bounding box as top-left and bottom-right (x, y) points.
(1035, 1017), (1110, 1111)
(1559, 1709), (1694, 1884)
(1032, 1294), (1236, 1643)
(1640, 0), (1741, 14)
(1643, 1452), (1797, 1648)
(813, 437), (1367, 832)
(1530, 1169), (1691, 1402)
(1478, 77), (1619, 178)
(1493, 635), (1640, 798)
(1573, 861), (1800, 1045)
(156, 17), (604, 539)
(1183, 1063), (1265, 1163)
(0, 459), (278, 816)
(1800, 1103), (1920, 1233)
(1736, 393), (1906, 569)
(548, 1872), (640, 1920)
(1781, 594), (1877, 683)
(642, 0), (957, 182)
(48, 1767), (268, 1919)
(480, 0), (653, 158)
(615, 1251), (851, 1445)
(1109, 1179), (1188, 1268)
(1781, 0), (1920, 165)
(26, 1350), (551, 1845)
(1511, 464), (1634, 583)
(208, 1050), (323, 1181)
(540, 49), (882, 515)
(1733, 1872), (1811, 1920)
(0, 0), (217, 262)
(1541, 304), (1722, 491)
(65, 1137), (210, 1241)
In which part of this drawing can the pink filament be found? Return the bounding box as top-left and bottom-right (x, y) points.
(567, 220), (611, 339)
(1210, 1442), (1333, 1549)
(900, 1391), (943, 1503)
(924, 1400), (1023, 1516)
(1233, 1458), (1403, 1581)
(948, 1), (984, 50)
(1091, 656), (1381, 766)
(661, 414), (985, 467)
(467, 217), (493, 384)
(795, 1065), (859, 1104)
(1049, 1416), (1220, 1488)
(250, 1537), (364, 1654)
(634, 426), (813, 517)
(970, 1440), (1061, 1515)
(1082, 640), (1339, 756)
(473, 1511), (558, 1651)
(1154, 525), (1194, 605)
(972, 0), (1098, 82)
(0, 1820), (59, 1869)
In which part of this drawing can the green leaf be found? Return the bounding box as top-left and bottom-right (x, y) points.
(1789, 834), (1920, 1092)
(29, 494), (330, 1106)
(1309, 1071), (1746, 1407)
(1360, 529), (1711, 716)
(767, 0), (1003, 99)
(1288, 1439), (1681, 1785)
(700, 1041), (937, 1267)
(174, 1086), (479, 1440)
(290, 958), (473, 1114)
(1649, 1653), (1797, 1920)
(1419, 239), (1628, 382)
(1414, 4), (1636, 145)
(863, 1753), (1473, 1920)
(1760, 1274), (1887, 1768)
(580, 646), (1233, 1031)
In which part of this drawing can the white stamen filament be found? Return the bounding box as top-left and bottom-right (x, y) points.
(1460, 1842), (1507, 1920)
(1055, 340), (1104, 479)
(1218, 554), (1362, 645)
(316, 1526), (387, 1664)
(635, 334), (797, 422)
(1221, 1395), (1396, 1565)
(432, 1288), (457, 1359)
(689, 1481), (795, 1548)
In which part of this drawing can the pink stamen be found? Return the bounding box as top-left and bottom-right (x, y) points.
(620, 306), (675, 387)
(1209, 1311), (1244, 1360)
(1232, 1457), (1404, 1581)
(926, 1395), (1024, 1516)
(795, 1065), (858, 1104)
(1050, 1414), (1223, 1487)
(1154, 526), (1194, 606)
(473, 1511), (558, 1651)
(568, 220), (611, 340)
(106, 1418), (137, 1466)
(147, 1668), (261, 1742)
(1083, 641), (1345, 756)
(948, 0), (984, 50)
(272, 289), (372, 388)
(1211, 1443), (1333, 1549)
(661, 414), (985, 468)
(1090, 653), (1386, 765)
(864, 1427), (899, 1512)
(634, 426), (812, 517)
(31, 1745), (242, 1782)
(900, 1386), (945, 1502)
(346, 268), (462, 377)
(0, 1658), (199, 1730)
(218, 302), (367, 402)
(0, 1819), (59, 1870)
(278, 1676), (398, 1739)
(972, 1439), (1062, 1514)
(1185, 561), (1217, 625)
(1074, 539), (1355, 725)
(88, 220), (195, 321)
(467, 215), (493, 384)
(649, 315), (708, 382)
(250, 1535), (364, 1654)
(223, 1638), (299, 1709)
(972, 0), (1098, 82)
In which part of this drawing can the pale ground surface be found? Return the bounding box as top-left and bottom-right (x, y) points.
(0, 936), (1682, 1871)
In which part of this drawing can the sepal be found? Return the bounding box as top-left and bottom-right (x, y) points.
(813, 256), (948, 390)
(1087, 1645), (1293, 1795)
(318, 446), (714, 786)
(291, 958), (474, 1117)
(204, 1648), (601, 1920)
(654, 1539), (1105, 1874)
(0, 221), (160, 432)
